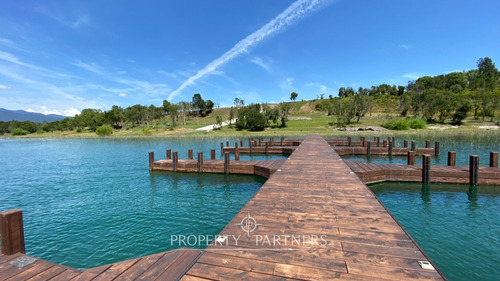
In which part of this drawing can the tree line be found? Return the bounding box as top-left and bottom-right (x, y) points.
(0, 93), (214, 135)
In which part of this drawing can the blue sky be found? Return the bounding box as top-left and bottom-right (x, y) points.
(0, 0), (499, 116)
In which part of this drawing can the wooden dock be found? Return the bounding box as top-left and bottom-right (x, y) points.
(1, 134), (449, 280)
(345, 161), (500, 185)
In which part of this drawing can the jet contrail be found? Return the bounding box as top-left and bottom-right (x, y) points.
(168, 0), (333, 101)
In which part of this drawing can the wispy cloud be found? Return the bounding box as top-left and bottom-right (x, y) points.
(403, 72), (425, 80)
(119, 92), (128, 97)
(0, 84), (10, 90)
(250, 57), (273, 73)
(168, 0), (334, 101)
(0, 50), (45, 71)
(279, 77), (295, 90)
(73, 60), (105, 75)
(35, 5), (91, 29)
(398, 44), (411, 49)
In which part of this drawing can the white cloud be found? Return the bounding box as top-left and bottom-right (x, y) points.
(279, 77), (295, 90)
(168, 0), (334, 101)
(398, 44), (411, 49)
(403, 72), (424, 80)
(119, 92), (128, 97)
(73, 61), (105, 75)
(72, 15), (90, 29)
(0, 50), (45, 71)
(250, 57), (272, 73)
(0, 84), (10, 90)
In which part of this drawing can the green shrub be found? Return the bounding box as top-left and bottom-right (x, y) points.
(142, 129), (152, 135)
(11, 128), (29, 136)
(96, 125), (113, 136)
(76, 128), (83, 133)
(382, 119), (409, 130)
(408, 118), (427, 129)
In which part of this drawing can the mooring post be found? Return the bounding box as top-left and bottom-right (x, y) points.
(240, 141), (243, 147)
(0, 209), (25, 255)
(367, 141), (371, 155)
(265, 142), (269, 154)
(249, 142), (253, 153)
(210, 149), (216, 160)
(220, 142), (224, 153)
(188, 149), (193, 160)
(235, 149), (240, 161)
(382, 140), (387, 147)
(408, 151), (415, 165)
(360, 136), (365, 147)
(469, 155), (479, 186)
(388, 141), (393, 157)
(149, 152), (154, 170)
(411, 141), (416, 152)
(224, 152), (230, 174)
(280, 137), (284, 146)
(392, 137), (395, 146)
(425, 140), (430, 148)
(435, 141), (440, 156)
(422, 154), (431, 184)
(404, 140), (408, 148)
(259, 139), (262, 146)
(448, 151), (456, 166)
(347, 136), (352, 147)
(166, 149), (171, 160)
(235, 142), (238, 149)
(376, 137), (380, 147)
(490, 152), (499, 167)
(197, 152), (203, 173)
(173, 152), (178, 171)
(226, 141), (229, 147)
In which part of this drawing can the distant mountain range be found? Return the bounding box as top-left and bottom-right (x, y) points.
(0, 108), (67, 122)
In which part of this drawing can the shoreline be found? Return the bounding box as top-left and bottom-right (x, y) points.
(1, 125), (499, 140)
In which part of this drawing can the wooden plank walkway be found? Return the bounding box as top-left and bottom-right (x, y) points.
(0, 250), (202, 281)
(345, 160), (500, 185)
(180, 134), (445, 280)
(2, 134), (453, 280)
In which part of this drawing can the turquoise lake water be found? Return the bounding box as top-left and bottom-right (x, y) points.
(0, 135), (499, 280)
(370, 182), (500, 281)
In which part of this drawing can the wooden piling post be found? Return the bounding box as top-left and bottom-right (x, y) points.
(188, 149), (193, 160)
(434, 142), (440, 156)
(367, 141), (371, 156)
(448, 151), (456, 166)
(404, 140), (408, 148)
(224, 152), (230, 174)
(425, 140), (430, 148)
(149, 152), (154, 170)
(281, 137), (284, 146)
(211, 149), (216, 160)
(265, 142), (269, 154)
(422, 154), (431, 184)
(382, 140), (387, 147)
(197, 152), (203, 173)
(388, 141), (393, 157)
(235, 149), (240, 161)
(392, 137), (395, 146)
(376, 137), (380, 147)
(235, 142), (238, 149)
(166, 149), (171, 160)
(407, 151), (415, 165)
(411, 141), (416, 152)
(240, 141), (243, 147)
(490, 152), (499, 167)
(469, 155), (479, 186)
(226, 141), (229, 147)
(360, 136), (365, 147)
(347, 136), (352, 147)
(249, 142), (253, 153)
(1, 209), (25, 255)
(173, 152), (178, 171)
(259, 139), (262, 146)
(220, 142), (224, 152)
